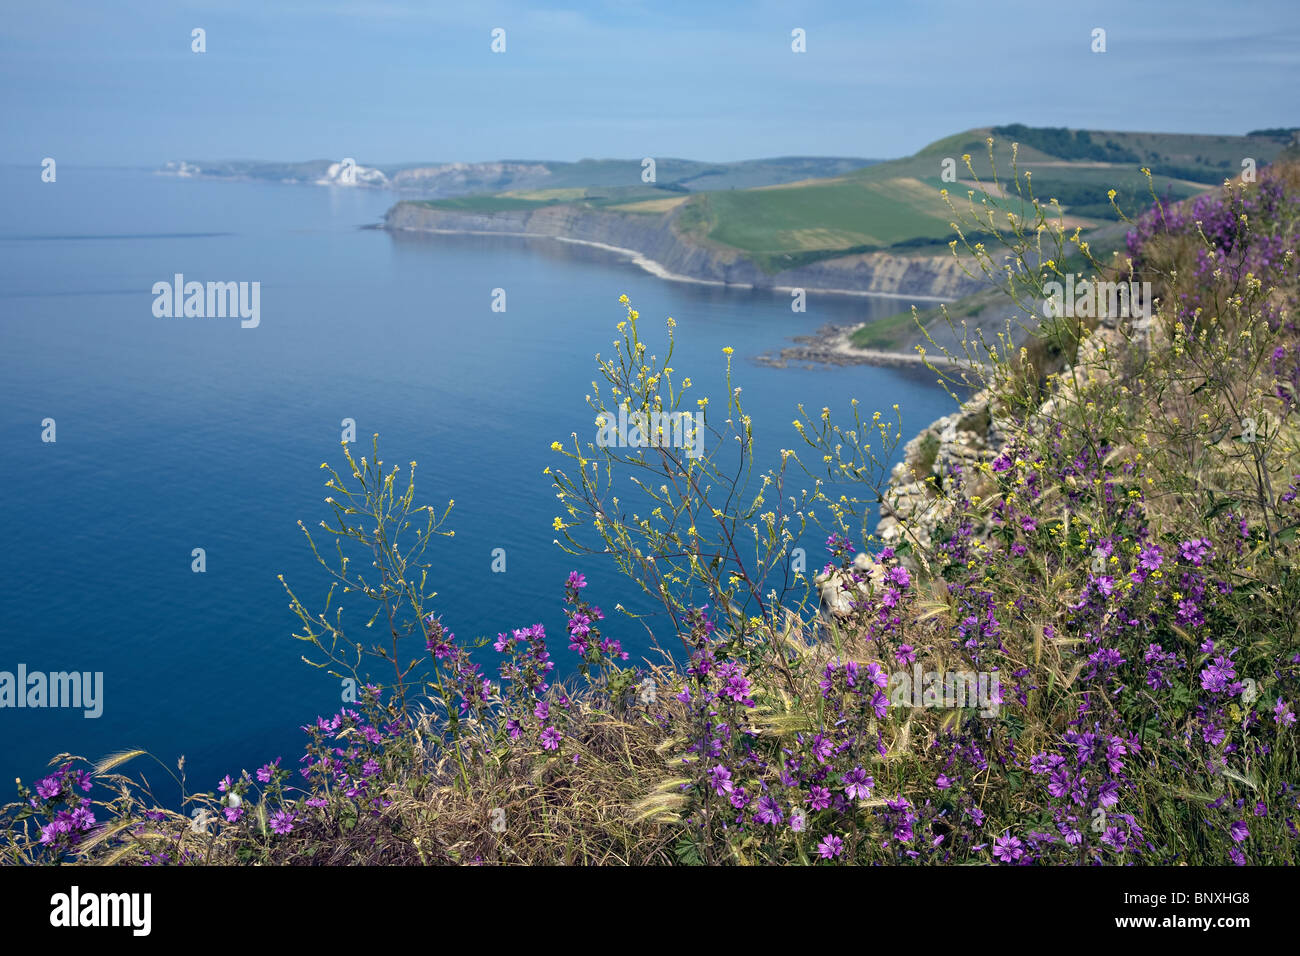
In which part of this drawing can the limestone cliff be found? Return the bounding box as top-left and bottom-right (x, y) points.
(875, 314), (1131, 559)
(383, 201), (987, 301)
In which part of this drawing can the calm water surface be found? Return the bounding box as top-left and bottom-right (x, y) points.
(0, 166), (962, 796)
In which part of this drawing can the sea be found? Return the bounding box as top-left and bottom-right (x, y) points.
(0, 165), (963, 800)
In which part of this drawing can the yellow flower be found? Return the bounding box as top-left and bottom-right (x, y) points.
(551, 441), (562, 452)
(618, 294), (629, 304)
(553, 517), (566, 531)
(723, 346), (734, 355)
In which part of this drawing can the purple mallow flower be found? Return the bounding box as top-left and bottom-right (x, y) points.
(817, 834), (844, 859)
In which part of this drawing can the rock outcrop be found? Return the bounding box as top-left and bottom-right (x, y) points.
(875, 387), (1006, 555)
(873, 313), (1135, 557)
(815, 552), (887, 619)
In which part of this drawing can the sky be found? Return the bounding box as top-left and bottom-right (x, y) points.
(3, 0), (1298, 166)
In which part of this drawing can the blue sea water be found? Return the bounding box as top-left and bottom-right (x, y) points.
(0, 166), (962, 799)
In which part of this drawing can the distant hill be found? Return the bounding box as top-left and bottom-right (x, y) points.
(158, 156), (882, 197)
(671, 126), (1293, 271)
(399, 125), (1293, 275)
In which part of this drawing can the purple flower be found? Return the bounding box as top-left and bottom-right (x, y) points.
(269, 810), (296, 835)
(992, 832), (1024, 863)
(35, 776), (62, 800)
(708, 765), (734, 796)
(716, 662), (754, 705)
(817, 834), (844, 859)
(843, 767), (874, 801)
(39, 819), (71, 845)
(566, 571), (587, 590)
(864, 661), (889, 689)
(754, 795), (784, 826)
(540, 726), (562, 750)
(1275, 699), (1296, 727)
(1179, 537), (1213, 566)
(1048, 768), (1070, 799)
(1229, 820), (1249, 843)
(869, 689), (889, 719)
(1200, 655), (1237, 694)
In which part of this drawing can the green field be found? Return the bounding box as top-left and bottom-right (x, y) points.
(697, 178), (957, 252)
(670, 125), (1292, 272)
(402, 125), (1295, 280)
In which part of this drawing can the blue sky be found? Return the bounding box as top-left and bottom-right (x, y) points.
(3, 0), (1298, 165)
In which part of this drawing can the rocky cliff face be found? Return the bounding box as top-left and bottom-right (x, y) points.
(875, 315), (1130, 560)
(383, 201), (987, 301)
(876, 388), (1007, 557)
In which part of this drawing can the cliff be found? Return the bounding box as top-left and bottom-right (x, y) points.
(382, 201), (988, 301)
(874, 313), (1133, 558)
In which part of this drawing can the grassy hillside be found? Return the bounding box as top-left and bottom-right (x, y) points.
(413, 126), (1293, 278)
(689, 126), (1292, 272)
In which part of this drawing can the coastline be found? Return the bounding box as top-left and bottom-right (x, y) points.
(388, 224), (958, 303)
(381, 195), (1005, 370)
(753, 322), (975, 370)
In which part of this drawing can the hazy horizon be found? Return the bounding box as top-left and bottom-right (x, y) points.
(4, 0), (1297, 167)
